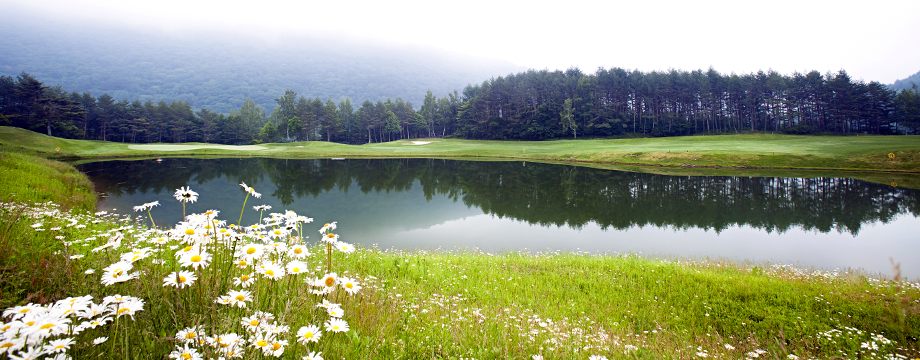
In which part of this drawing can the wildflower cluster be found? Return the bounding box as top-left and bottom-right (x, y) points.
(1, 295), (143, 359)
(2, 184), (363, 359)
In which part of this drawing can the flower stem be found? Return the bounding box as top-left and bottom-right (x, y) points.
(326, 243), (332, 274)
(238, 193), (250, 226)
(146, 209), (156, 229)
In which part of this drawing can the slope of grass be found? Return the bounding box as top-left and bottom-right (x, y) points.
(0, 150), (96, 213)
(3, 126), (919, 170)
(0, 152), (97, 310)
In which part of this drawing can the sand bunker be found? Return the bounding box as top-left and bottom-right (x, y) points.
(128, 144), (268, 151)
(408, 141), (433, 145)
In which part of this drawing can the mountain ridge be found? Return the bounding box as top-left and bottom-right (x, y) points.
(0, 16), (525, 113)
(890, 70), (920, 92)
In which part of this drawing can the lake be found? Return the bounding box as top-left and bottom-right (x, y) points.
(78, 158), (920, 279)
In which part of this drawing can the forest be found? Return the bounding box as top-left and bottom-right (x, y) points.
(454, 67), (920, 140)
(1, 66), (919, 144)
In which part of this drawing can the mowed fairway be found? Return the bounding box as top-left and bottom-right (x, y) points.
(127, 144), (269, 151)
(2, 126), (919, 173)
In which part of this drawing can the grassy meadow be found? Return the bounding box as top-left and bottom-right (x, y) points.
(3, 126), (920, 174)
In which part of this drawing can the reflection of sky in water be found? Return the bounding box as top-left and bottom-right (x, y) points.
(96, 171), (920, 280)
(379, 213), (920, 280)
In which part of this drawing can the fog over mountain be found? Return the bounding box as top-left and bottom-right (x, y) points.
(890, 70), (920, 92)
(0, 15), (525, 114)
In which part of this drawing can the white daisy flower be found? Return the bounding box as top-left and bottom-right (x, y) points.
(285, 260), (308, 275)
(324, 318), (349, 333)
(233, 273), (256, 288)
(163, 271), (197, 289)
(174, 186), (199, 203)
(296, 325), (322, 345)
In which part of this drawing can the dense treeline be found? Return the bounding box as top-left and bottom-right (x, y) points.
(79, 158), (920, 235)
(455, 68), (920, 139)
(0, 72), (462, 144)
(2, 68), (920, 145)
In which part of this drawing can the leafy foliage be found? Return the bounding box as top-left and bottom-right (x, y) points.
(454, 67), (920, 139)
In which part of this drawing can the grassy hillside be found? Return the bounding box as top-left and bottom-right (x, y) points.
(2, 126), (919, 187)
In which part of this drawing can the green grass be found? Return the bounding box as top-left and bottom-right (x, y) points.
(0, 150), (96, 213)
(0, 152), (97, 310)
(3, 126), (920, 174)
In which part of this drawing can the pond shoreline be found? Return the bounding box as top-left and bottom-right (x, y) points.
(2, 152), (919, 359)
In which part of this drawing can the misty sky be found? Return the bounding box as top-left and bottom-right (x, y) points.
(4, 0), (919, 83)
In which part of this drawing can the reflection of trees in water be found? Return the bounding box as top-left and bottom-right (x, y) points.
(79, 158), (919, 235)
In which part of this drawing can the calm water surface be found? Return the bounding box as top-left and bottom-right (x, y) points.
(78, 158), (920, 279)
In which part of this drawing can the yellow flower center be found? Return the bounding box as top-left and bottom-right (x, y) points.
(205, 225), (212, 229)
(54, 345), (65, 349)
(183, 246), (193, 252)
(294, 248), (302, 254)
(19, 309), (30, 313)
(40, 323), (55, 329)
(292, 267), (300, 273)
(265, 270), (275, 276)
(332, 325), (340, 330)
(250, 320), (259, 326)
(117, 308), (130, 314)
(182, 353), (192, 360)
(257, 340), (268, 347)
(303, 332), (313, 339)
(246, 248), (256, 254)
(178, 276), (186, 283)
(1, 342), (14, 348)
(241, 275), (250, 281)
(185, 332), (196, 339)
(345, 283), (353, 289)
(238, 260), (247, 266)
(25, 321), (35, 326)
(327, 234), (335, 238)
(191, 255), (202, 262)
(325, 277), (335, 287)
(235, 295), (245, 301)
(185, 229), (195, 235)
(274, 230), (281, 235)
(132, 256), (140, 261)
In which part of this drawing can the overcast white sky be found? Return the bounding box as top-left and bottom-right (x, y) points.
(5, 0), (919, 83)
